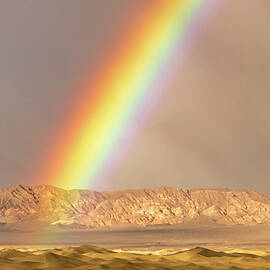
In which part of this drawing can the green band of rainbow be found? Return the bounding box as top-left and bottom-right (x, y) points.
(36, 0), (209, 189)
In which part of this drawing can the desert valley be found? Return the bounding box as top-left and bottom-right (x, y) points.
(0, 185), (270, 269)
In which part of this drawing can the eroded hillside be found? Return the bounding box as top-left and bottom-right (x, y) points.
(0, 185), (270, 228)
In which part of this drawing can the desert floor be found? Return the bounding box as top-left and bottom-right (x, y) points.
(1, 224), (270, 251)
(1, 224), (270, 269)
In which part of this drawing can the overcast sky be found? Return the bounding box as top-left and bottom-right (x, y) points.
(0, 0), (270, 192)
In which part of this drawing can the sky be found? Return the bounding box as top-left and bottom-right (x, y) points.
(0, 0), (270, 192)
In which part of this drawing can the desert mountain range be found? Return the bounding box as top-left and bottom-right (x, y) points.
(0, 185), (270, 228)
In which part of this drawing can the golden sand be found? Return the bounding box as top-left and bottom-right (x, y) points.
(0, 245), (270, 269)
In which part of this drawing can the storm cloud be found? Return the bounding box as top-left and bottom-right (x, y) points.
(0, 0), (270, 192)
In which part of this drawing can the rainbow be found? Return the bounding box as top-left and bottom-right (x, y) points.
(36, 0), (210, 189)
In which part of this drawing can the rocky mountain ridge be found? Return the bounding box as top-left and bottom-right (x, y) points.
(0, 185), (270, 228)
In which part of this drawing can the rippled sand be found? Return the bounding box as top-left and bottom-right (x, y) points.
(1, 245), (270, 269)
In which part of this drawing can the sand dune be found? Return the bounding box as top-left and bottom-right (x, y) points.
(0, 245), (270, 269)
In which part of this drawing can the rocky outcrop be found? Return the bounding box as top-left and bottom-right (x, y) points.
(0, 185), (270, 228)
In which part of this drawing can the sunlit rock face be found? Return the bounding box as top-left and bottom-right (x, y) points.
(0, 185), (270, 228)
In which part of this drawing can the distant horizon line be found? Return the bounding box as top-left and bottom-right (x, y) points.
(0, 183), (267, 195)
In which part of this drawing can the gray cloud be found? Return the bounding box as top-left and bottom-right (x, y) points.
(0, 0), (270, 192)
